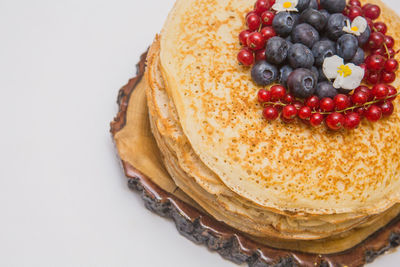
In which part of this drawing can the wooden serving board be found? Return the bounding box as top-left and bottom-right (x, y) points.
(110, 52), (400, 267)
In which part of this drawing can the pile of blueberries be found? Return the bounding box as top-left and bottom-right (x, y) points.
(250, 0), (369, 99)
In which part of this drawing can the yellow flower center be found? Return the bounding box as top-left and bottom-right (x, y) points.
(283, 1), (292, 8)
(351, 26), (359, 32)
(337, 65), (352, 77)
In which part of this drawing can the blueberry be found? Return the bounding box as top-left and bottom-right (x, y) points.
(312, 40), (336, 66)
(319, 9), (331, 21)
(272, 12), (299, 37)
(297, 0), (310, 12)
(279, 65), (293, 87)
(315, 82), (338, 99)
(336, 34), (358, 60)
(326, 13), (350, 41)
(320, 0), (346, 14)
(318, 68), (328, 82)
(300, 8), (328, 32)
(308, 0), (318, 9)
(251, 60), (278, 86)
(288, 43), (315, 69)
(291, 23), (320, 48)
(311, 66), (319, 79)
(357, 26), (371, 46)
(285, 35), (292, 43)
(349, 47), (365, 65)
(265, 37), (290, 65)
(287, 68), (317, 98)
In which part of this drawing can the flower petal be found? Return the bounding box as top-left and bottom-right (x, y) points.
(340, 64), (365, 90)
(352, 16), (367, 34)
(323, 55), (344, 80)
(272, 3), (284, 12)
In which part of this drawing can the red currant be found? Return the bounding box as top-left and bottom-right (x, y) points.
(384, 59), (399, 72)
(384, 35), (395, 48)
(254, 0), (271, 15)
(365, 54), (385, 71)
(260, 26), (276, 41)
(387, 85), (398, 101)
(247, 14), (261, 31)
(373, 22), (387, 34)
(349, 0), (361, 7)
(305, 96), (319, 110)
(282, 105), (298, 120)
(379, 101), (394, 116)
(372, 84), (389, 99)
(246, 11), (257, 18)
(372, 47), (385, 56)
(298, 106), (312, 120)
(310, 113), (324, 127)
(283, 93), (295, 104)
(344, 112), (361, 129)
(365, 105), (383, 122)
(247, 32), (265, 50)
(381, 71), (396, 84)
(334, 94), (351, 110)
(293, 100), (303, 110)
(270, 85), (286, 101)
(258, 89), (271, 103)
(363, 4), (381, 20)
(354, 86), (373, 100)
(348, 6), (363, 21)
(237, 48), (254, 66)
(366, 71), (381, 85)
(263, 106), (279, 120)
(255, 49), (266, 61)
(365, 17), (374, 30)
(351, 91), (368, 105)
(367, 32), (384, 50)
(326, 112), (345, 130)
(320, 97), (335, 112)
(239, 30), (252, 46)
(355, 106), (366, 117)
(261, 11), (275, 26)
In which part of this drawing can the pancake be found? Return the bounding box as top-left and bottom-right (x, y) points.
(158, 0), (400, 215)
(145, 37), (400, 243)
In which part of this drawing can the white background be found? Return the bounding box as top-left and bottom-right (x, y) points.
(0, 0), (399, 266)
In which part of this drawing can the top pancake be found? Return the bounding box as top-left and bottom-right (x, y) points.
(159, 0), (400, 214)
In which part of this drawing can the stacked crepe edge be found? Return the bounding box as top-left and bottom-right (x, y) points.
(144, 36), (400, 253)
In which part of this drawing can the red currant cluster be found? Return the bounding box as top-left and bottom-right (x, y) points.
(237, 0), (277, 66)
(344, 1), (399, 84)
(258, 84), (399, 130)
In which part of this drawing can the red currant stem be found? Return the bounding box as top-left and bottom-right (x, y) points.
(372, 26), (392, 59)
(262, 92), (400, 115)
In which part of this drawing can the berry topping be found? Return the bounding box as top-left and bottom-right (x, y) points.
(291, 23), (320, 48)
(310, 112), (324, 126)
(272, 12), (299, 37)
(320, 97), (335, 112)
(261, 11), (275, 26)
(333, 94), (351, 110)
(270, 85), (287, 101)
(260, 26), (277, 41)
(288, 43), (315, 69)
(263, 106), (279, 120)
(320, 0), (346, 14)
(315, 81), (337, 99)
(380, 101), (394, 116)
(247, 32), (266, 50)
(306, 95), (320, 110)
(298, 106), (312, 119)
(287, 68), (317, 98)
(239, 30), (252, 46)
(336, 34), (358, 61)
(238, 48), (255, 66)
(371, 83), (389, 99)
(363, 4), (381, 20)
(326, 112), (345, 130)
(343, 112), (361, 129)
(266, 37), (289, 64)
(365, 105), (382, 122)
(258, 89), (271, 103)
(247, 14), (262, 31)
(251, 61), (278, 85)
(282, 105), (298, 119)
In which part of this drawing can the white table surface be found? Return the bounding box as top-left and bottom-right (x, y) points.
(0, 0), (399, 266)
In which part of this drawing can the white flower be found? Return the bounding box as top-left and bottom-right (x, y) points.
(322, 55), (365, 91)
(343, 16), (368, 36)
(272, 0), (298, 13)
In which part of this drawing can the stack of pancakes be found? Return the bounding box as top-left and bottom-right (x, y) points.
(142, 0), (400, 254)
